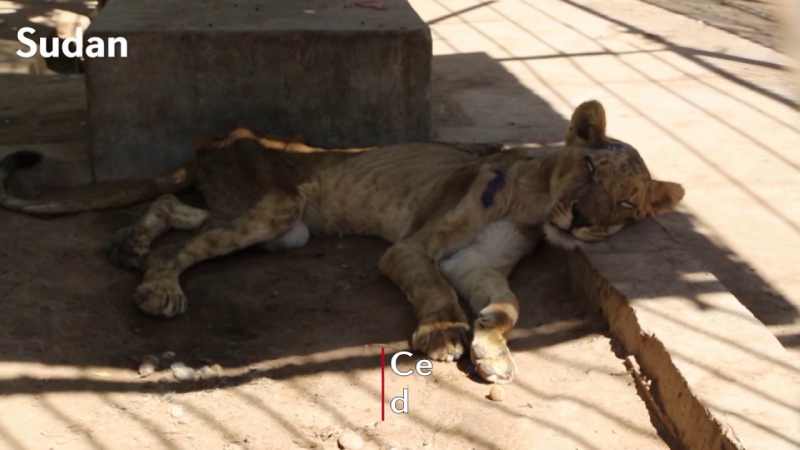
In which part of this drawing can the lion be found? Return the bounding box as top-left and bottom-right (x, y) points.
(0, 100), (684, 383)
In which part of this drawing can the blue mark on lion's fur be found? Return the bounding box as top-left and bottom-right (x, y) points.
(481, 170), (506, 208)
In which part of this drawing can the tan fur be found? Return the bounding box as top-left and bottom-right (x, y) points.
(2, 100), (684, 383)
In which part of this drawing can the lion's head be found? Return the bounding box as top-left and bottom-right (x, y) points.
(543, 100), (685, 247)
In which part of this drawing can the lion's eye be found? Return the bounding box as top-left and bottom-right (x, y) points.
(619, 200), (636, 209)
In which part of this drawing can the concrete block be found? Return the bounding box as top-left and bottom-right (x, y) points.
(85, 0), (431, 180)
(0, 73), (92, 188)
(570, 220), (800, 450)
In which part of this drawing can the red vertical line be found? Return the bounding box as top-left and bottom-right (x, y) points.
(380, 346), (385, 421)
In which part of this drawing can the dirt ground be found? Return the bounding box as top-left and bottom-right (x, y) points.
(0, 204), (668, 450)
(1, 0), (798, 449)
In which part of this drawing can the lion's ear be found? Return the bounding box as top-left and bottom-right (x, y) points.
(565, 100), (607, 148)
(648, 180), (685, 214)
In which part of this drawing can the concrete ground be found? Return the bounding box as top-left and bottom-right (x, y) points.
(417, 0), (800, 355)
(0, 0), (798, 449)
(640, 0), (786, 50)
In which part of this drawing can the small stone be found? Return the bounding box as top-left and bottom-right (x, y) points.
(197, 365), (215, 379)
(170, 362), (196, 381)
(337, 430), (364, 449)
(138, 354), (159, 378)
(169, 405), (184, 418)
(488, 385), (505, 402)
(161, 351), (176, 360)
(197, 364), (224, 379)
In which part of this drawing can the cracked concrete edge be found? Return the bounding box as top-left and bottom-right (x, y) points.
(568, 248), (746, 450)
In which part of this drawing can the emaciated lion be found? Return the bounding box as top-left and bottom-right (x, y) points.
(0, 101), (684, 383)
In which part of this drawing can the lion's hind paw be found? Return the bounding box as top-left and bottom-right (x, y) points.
(412, 320), (469, 362)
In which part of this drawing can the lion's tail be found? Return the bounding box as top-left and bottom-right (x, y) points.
(0, 151), (196, 216)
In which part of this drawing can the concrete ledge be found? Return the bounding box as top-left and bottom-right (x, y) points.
(569, 220), (800, 450)
(85, 0), (431, 180)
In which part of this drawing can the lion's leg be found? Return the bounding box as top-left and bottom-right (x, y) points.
(109, 194), (209, 271)
(379, 242), (469, 362)
(447, 266), (519, 384)
(439, 221), (533, 383)
(135, 192), (303, 317)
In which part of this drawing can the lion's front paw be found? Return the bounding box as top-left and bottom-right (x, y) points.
(471, 327), (516, 384)
(412, 319), (469, 362)
(134, 277), (187, 318)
